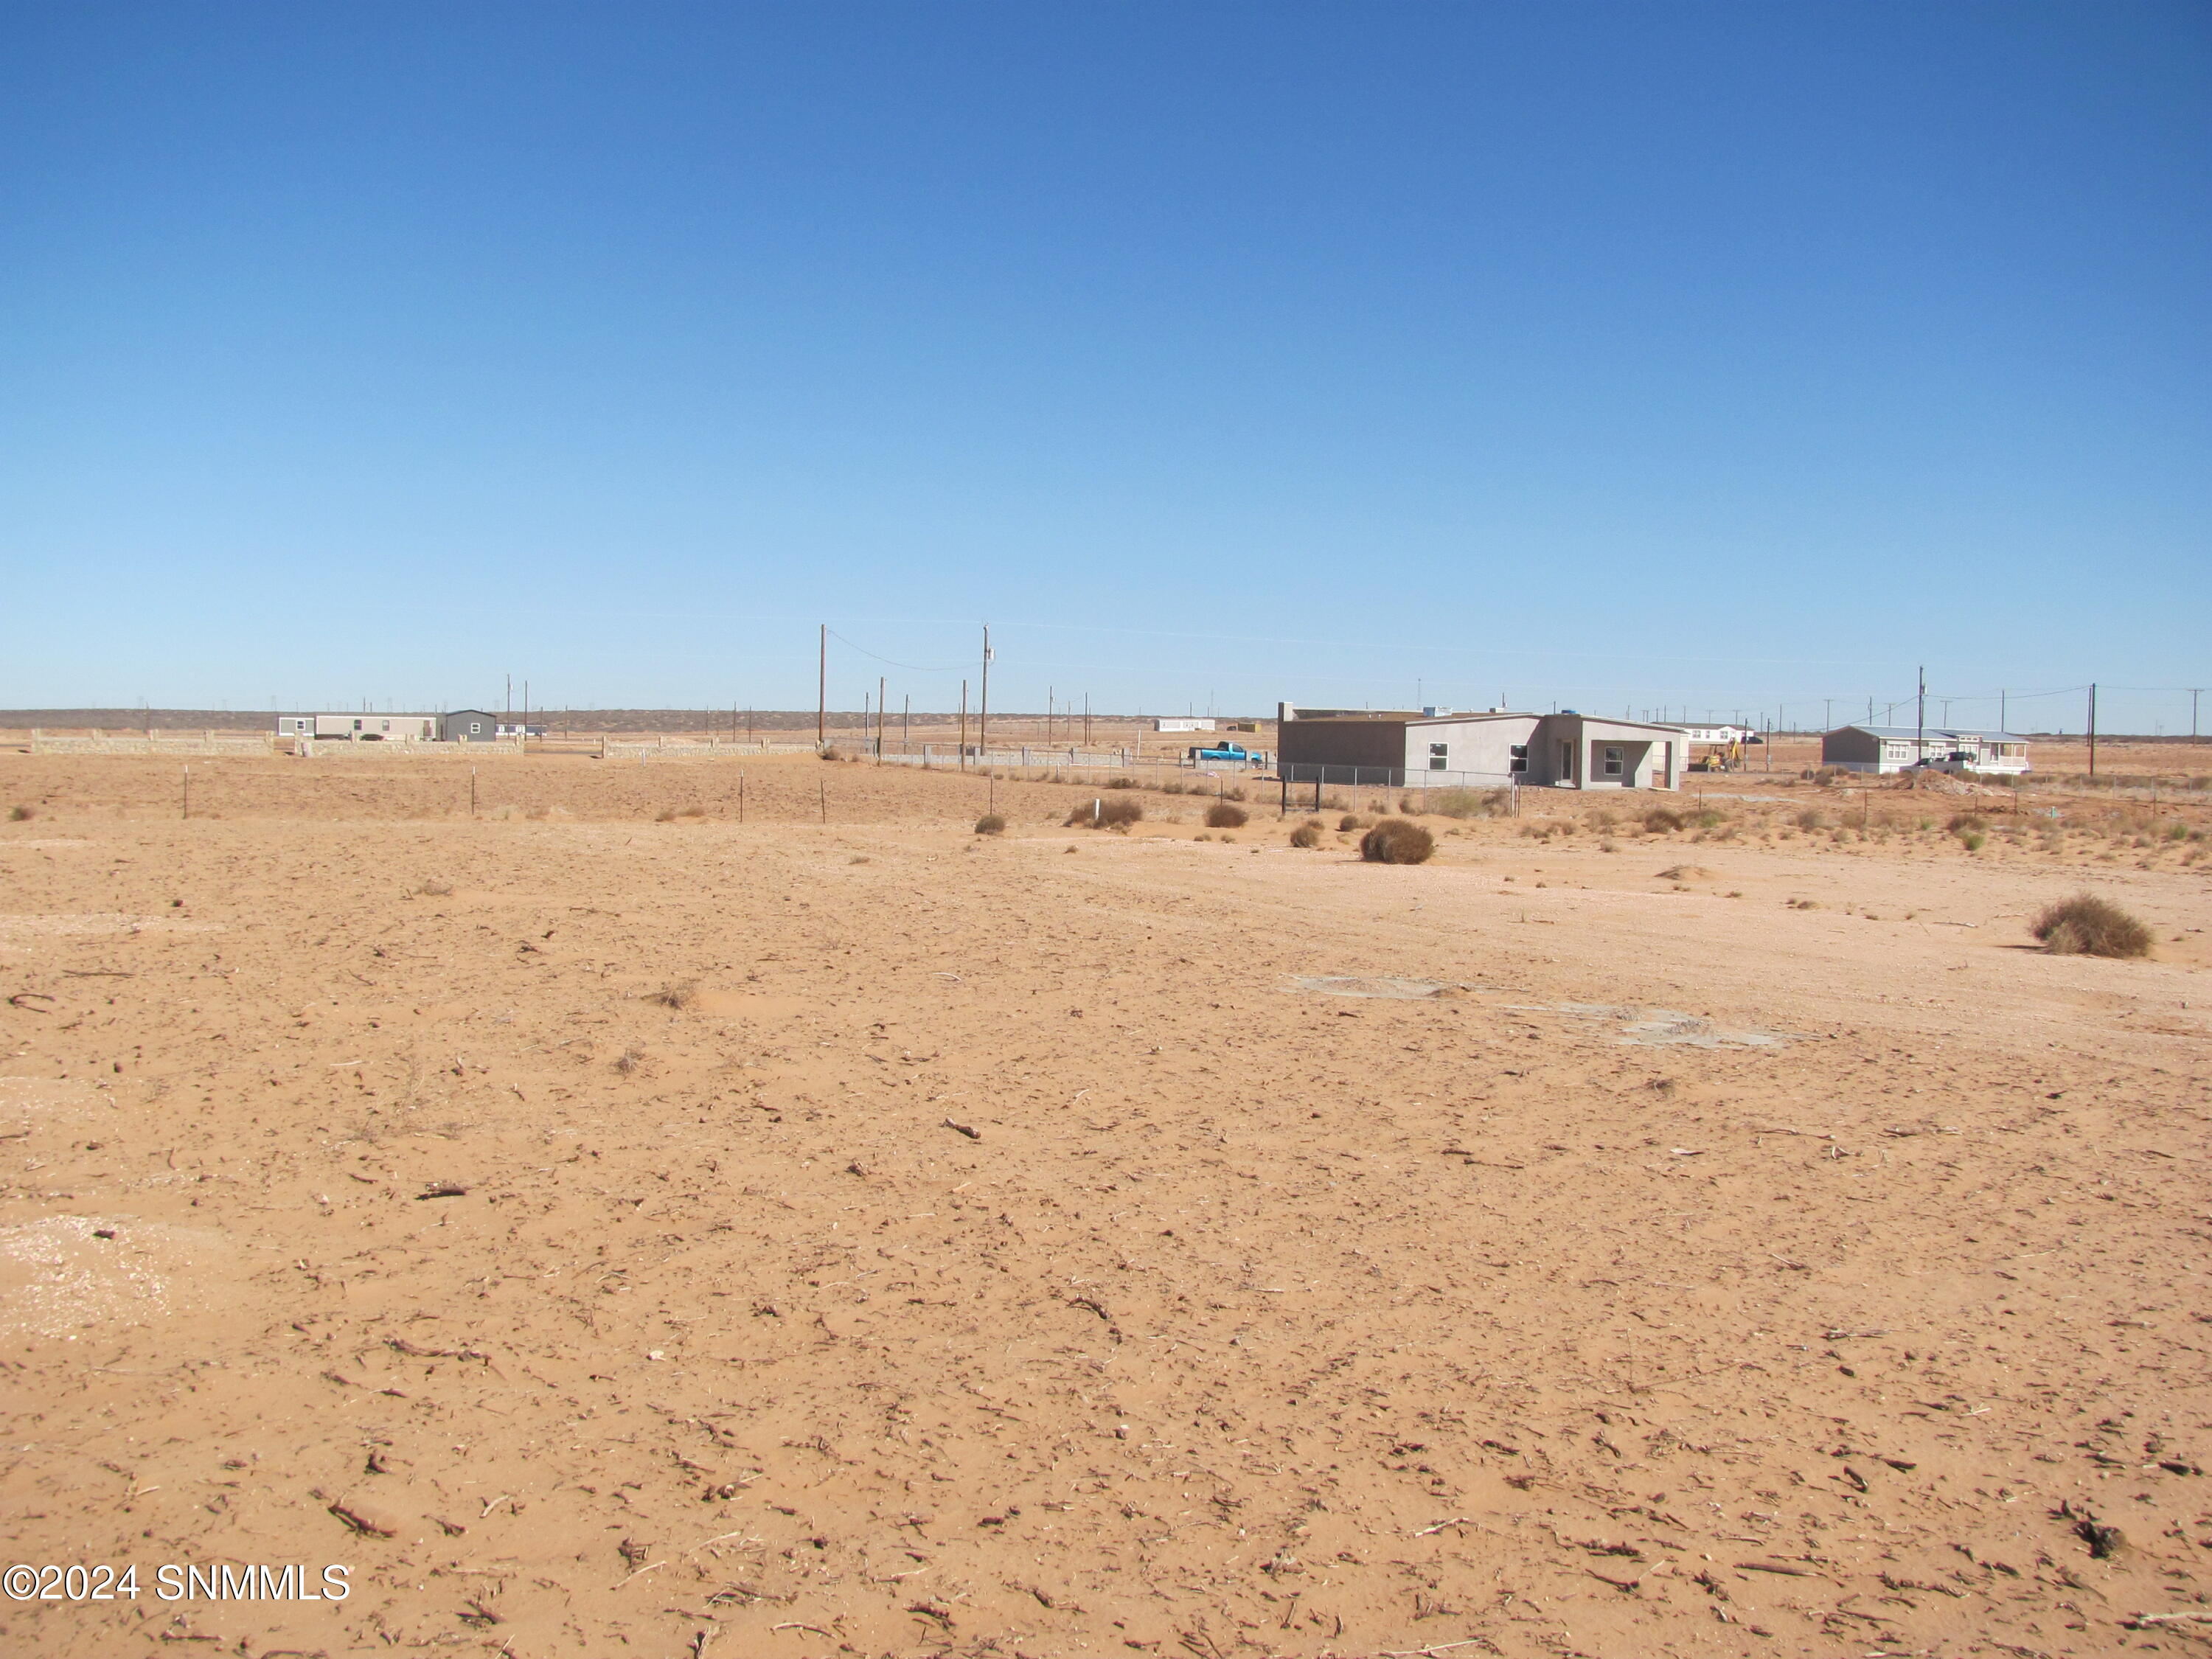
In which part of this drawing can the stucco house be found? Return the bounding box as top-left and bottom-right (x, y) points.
(1276, 705), (1685, 790)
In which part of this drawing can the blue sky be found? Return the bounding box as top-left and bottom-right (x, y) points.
(1, 1), (2206, 731)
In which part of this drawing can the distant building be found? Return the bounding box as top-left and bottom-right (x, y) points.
(276, 713), (439, 742)
(1277, 705), (1685, 790)
(1678, 723), (1755, 745)
(441, 710), (503, 743)
(1820, 725), (2028, 776)
(1155, 717), (1217, 732)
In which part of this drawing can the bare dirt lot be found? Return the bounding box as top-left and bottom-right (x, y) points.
(1, 750), (2208, 1658)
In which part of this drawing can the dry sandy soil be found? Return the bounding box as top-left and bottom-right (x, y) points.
(1, 751), (2208, 1659)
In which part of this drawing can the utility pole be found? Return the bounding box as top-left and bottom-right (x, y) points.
(959, 679), (968, 770)
(2088, 683), (2098, 779)
(1916, 666), (1925, 771)
(1047, 686), (1054, 747)
(1823, 698), (1832, 733)
(979, 625), (992, 762)
(902, 693), (909, 754)
(2191, 688), (2202, 743)
(817, 625), (827, 750)
(877, 675), (886, 759)
(506, 673), (512, 718)
(2000, 689), (2007, 734)
(1084, 692), (1091, 748)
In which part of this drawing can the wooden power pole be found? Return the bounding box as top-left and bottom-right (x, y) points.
(817, 625), (827, 750)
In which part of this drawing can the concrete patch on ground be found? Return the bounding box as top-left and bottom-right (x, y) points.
(0, 1215), (232, 1340)
(1286, 974), (1489, 1000)
(1502, 1001), (1799, 1048)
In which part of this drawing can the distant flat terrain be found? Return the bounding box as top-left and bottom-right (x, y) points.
(0, 751), (2205, 1658)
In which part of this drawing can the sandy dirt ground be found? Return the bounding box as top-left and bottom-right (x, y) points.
(1, 751), (2208, 1659)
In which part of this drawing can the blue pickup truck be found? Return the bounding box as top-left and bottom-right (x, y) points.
(1186, 742), (1267, 765)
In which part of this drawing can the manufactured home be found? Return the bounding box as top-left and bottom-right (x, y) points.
(276, 713), (439, 742)
(1276, 706), (1684, 790)
(1820, 725), (2029, 776)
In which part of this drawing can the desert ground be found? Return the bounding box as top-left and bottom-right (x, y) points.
(1, 745), (2208, 1659)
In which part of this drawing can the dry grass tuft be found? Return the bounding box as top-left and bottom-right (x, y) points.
(1337, 813), (1363, 832)
(648, 982), (698, 1009)
(1204, 802), (1248, 829)
(2033, 893), (2152, 959)
(1105, 776), (1138, 790)
(1359, 818), (1435, 864)
(1289, 823), (1322, 849)
(819, 745), (844, 762)
(613, 1047), (645, 1074)
(974, 814), (1006, 836)
(7, 805), (32, 821)
(413, 880), (453, 897)
(1642, 807), (1686, 833)
(1655, 865), (1714, 881)
(1793, 809), (1829, 830)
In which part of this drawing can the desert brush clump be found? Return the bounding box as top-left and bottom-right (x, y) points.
(1204, 802), (1248, 829)
(1426, 787), (1512, 820)
(1359, 817), (1435, 864)
(1066, 796), (1144, 830)
(1289, 821), (1323, 849)
(1106, 776), (1138, 790)
(648, 982), (698, 1009)
(1642, 807), (1686, 833)
(1794, 809), (1829, 830)
(7, 804), (32, 821)
(974, 813), (1006, 835)
(2032, 893), (2152, 959)
(1338, 813), (1363, 832)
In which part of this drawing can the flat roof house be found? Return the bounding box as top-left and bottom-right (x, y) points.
(1820, 725), (2029, 776)
(1276, 705), (1685, 790)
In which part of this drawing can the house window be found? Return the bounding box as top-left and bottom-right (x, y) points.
(1428, 742), (1448, 771)
(470, 722), (483, 735)
(1509, 745), (1527, 773)
(1603, 745), (1623, 777)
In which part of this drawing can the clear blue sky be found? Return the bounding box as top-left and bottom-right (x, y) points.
(2, 1), (2206, 731)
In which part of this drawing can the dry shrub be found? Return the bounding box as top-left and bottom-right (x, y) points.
(1065, 796), (1144, 829)
(2033, 893), (2152, 959)
(1692, 807), (1726, 828)
(7, 804), (32, 821)
(678, 804), (707, 818)
(1427, 787), (1510, 820)
(655, 807), (677, 822)
(974, 813), (1006, 835)
(413, 880), (453, 897)
(1794, 809), (1829, 830)
(1106, 776), (1138, 790)
(1204, 802), (1248, 829)
(1947, 813), (1988, 835)
(1290, 823), (1322, 849)
(1360, 818), (1435, 864)
(819, 745), (844, 762)
(1337, 814), (1362, 832)
(613, 1047), (644, 1075)
(1655, 865), (1713, 881)
(1642, 807), (1686, 833)
(648, 982), (698, 1009)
